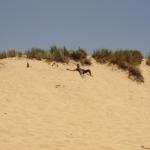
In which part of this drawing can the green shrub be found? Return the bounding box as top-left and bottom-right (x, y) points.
(16, 51), (23, 57)
(47, 46), (70, 63)
(92, 49), (144, 82)
(128, 66), (144, 82)
(7, 50), (16, 57)
(69, 48), (91, 65)
(25, 48), (46, 60)
(70, 48), (87, 61)
(146, 55), (150, 66)
(129, 50), (143, 65)
(110, 50), (143, 66)
(116, 61), (129, 70)
(92, 49), (113, 63)
(0, 51), (7, 59)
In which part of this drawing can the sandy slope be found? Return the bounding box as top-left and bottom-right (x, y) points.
(0, 58), (150, 150)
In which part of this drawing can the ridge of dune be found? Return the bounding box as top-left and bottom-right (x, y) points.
(0, 58), (150, 150)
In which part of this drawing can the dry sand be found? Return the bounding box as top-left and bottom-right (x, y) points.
(0, 58), (150, 150)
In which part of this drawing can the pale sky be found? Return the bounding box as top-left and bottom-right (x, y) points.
(0, 0), (150, 55)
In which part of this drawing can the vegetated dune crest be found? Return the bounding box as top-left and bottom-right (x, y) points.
(0, 57), (150, 150)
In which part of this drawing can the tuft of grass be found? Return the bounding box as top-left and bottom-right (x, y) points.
(92, 49), (113, 63)
(92, 49), (144, 82)
(25, 48), (47, 60)
(23, 46), (91, 65)
(146, 55), (150, 66)
(0, 51), (7, 59)
(110, 50), (143, 66)
(46, 46), (70, 63)
(70, 48), (87, 62)
(24, 46), (90, 65)
(7, 50), (17, 57)
(0, 50), (23, 58)
(16, 51), (23, 57)
(128, 66), (144, 82)
(69, 47), (92, 65)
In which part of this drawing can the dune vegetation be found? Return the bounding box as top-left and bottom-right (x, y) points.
(146, 55), (150, 66)
(92, 49), (144, 82)
(0, 47), (149, 82)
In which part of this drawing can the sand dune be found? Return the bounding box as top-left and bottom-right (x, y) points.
(0, 58), (150, 150)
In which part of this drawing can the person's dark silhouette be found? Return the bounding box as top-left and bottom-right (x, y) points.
(27, 62), (29, 68)
(67, 64), (92, 76)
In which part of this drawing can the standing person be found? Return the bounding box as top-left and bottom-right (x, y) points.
(27, 62), (29, 68)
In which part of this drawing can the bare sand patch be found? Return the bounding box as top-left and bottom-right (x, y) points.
(0, 58), (150, 150)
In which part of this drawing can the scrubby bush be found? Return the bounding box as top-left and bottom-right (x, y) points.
(92, 49), (143, 67)
(146, 55), (150, 66)
(92, 49), (113, 63)
(7, 50), (16, 57)
(0, 51), (7, 59)
(46, 46), (70, 63)
(92, 49), (144, 82)
(25, 48), (46, 60)
(23, 46), (91, 65)
(110, 50), (143, 66)
(129, 50), (143, 65)
(128, 66), (144, 82)
(69, 48), (92, 65)
(16, 51), (23, 57)
(70, 48), (87, 61)
(0, 50), (23, 58)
